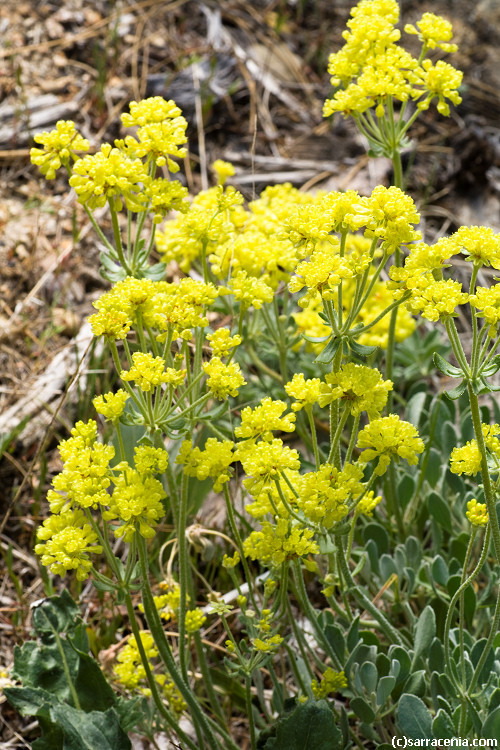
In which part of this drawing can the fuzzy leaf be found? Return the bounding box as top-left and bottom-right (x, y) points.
(397, 694), (433, 739)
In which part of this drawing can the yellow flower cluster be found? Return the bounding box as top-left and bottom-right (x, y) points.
(318, 364), (392, 418)
(405, 279), (468, 323)
(203, 357), (246, 400)
(323, 0), (462, 120)
(89, 276), (218, 342)
(206, 328), (242, 358)
(235, 398), (296, 442)
(114, 631), (186, 716)
(117, 97), (187, 171)
(357, 414), (424, 475)
(69, 143), (149, 212)
(93, 389), (129, 422)
(357, 490), (382, 517)
(243, 518), (318, 567)
(450, 424), (500, 476)
(404, 12), (457, 53)
(296, 463), (364, 528)
(236, 439), (301, 496)
(30, 120), (89, 179)
(176, 438), (235, 492)
(469, 285), (500, 337)
(36, 422), (169, 579)
(466, 499), (489, 527)
(35, 509), (103, 581)
(121, 352), (185, 392)
(284, 373), (322, 412)
(311, 667), (347, 699)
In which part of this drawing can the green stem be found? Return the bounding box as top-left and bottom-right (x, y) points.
(443, 526), (490, 694)
(336, 541), (405, 646)
(467, 384), (500, 564)
(223, 484), (259, 610)
(123, 590), (199, 750)
(136, 535), (222, 749)
(177, 473), (190, 682)
(291, 559), (343, 670)
(245, 675), (257, 750)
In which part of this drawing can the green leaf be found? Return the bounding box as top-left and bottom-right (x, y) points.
(397, 694), (433, 740)
(70, 641), (117, 712)
(4, 686), (56, 717)
(313, 335), (341, 364)
(350, 696), (376, 724)
(412, 605), (436, 667)
(349, 339), (378, 358)
(376, 676), (396, 707)
(323, 624), (346, 663)
(482, 706), (500, 738)
(431, 555), (449, 587)
(260, 699), (342, 750)
(427, 492), (452, 532)
(406, 392), (428, 430)
(433, 352), (463, 378)
(363, 523), (390, 555)
(443, 379), (468, 400)
(49, 704), (130, 750)
(359, 662), (378, 694)
(432, 708), (455, 739)
(32, 590), (81, 635)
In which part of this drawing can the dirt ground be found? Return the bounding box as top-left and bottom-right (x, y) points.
(1, 0), (500, 745)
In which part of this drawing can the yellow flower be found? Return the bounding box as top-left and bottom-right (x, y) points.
(119, 97), (187, 171)
(69, 143), (149, 212)
(449, 226), (500, 269)
(357, 414), (424, 475)
(415, 59), (463, 117)
(404, 12), (457, 53)
(243, 518), (318, 566)
(104, 462), (166, 542)
(469, 284), (500, 336)
(466, 499), (488, 527)
(284, 373), (322, 411)
(30, 120), (89, 179)
(221, 270), (274, 311)
(235, 397), (296, 442)
(405, 278), (468, 322)
(236, 439), (300, 495)
(212, 159), (235, 186)
(121, 352), (178, 392)
(35, 509), (103, 581)
(93, 389), (129, 422)
(357, 490), (382, 516)
(176, 438), (235, 492)
(296, 463), (364, 528)
(206, 328), (242, 358)
(311, 668), (347, 699)
(203, 357), (246, 400)
(253, 634), (284, 652)
(318, 363), (392, 418)
(185, 608), (207, 634)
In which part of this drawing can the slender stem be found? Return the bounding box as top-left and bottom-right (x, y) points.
(467, 385), (500, 564)
(306, 407), (320, 469)
(177, 473), (190, 682)
(443, 526), (490, 694)
(245, 675), (257, 750)
(336, 541), (405, 646)
(136, 535), (222, 749)
(123, 590), (199, 750)
(291, 559), (343, 670)
(223, 484), (259, 610)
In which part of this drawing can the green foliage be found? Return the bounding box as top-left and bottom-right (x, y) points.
(5, 591), (143, 749)
(257, 699), (342, 750)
